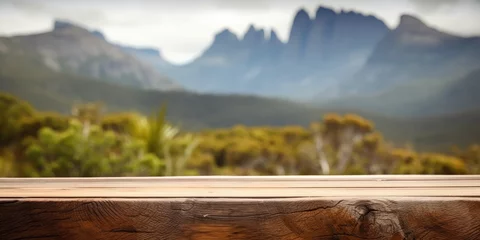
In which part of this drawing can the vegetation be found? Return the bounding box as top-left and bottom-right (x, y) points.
(2, 52), (480, 152)
(1, 93), (478, 177)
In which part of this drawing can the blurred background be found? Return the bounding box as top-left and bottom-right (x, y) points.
(1, 0), (479, 177)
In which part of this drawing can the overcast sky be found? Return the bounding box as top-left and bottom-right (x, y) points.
(1, 0), (480, 64)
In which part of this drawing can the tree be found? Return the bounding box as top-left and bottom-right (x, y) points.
(310, 122), (330, 174)
(452, 145), (480, 174)
(0, 150), (15, 177)
(359, 133), (383, 174)
(310, 114), (374, 175)
(71, 102), (104, 138)
(0, 93), (35, 146)
(335, 114), (374, 173)
(23, 119), (164, 177)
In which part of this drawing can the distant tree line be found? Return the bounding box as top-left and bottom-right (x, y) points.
(0, 92), (478, 177)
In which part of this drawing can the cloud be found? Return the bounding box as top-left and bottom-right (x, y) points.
(212, 0), (272, 10)
(408, 0), (480, 12)
(8, 0), (45, 11)
(5, 0), (109, 27)
(405, 0), (480, 36)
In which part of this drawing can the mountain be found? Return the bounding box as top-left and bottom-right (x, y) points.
(0, 19), (181, 91)
(154, 6), (388, 100)
(316, 14), (480, 117)
(80, 21), (176, 79)
(336, 14), (480, 98)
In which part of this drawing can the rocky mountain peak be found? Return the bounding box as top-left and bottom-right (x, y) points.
(53, 19), (78, 30)
(268, 29), (282, 44)
(315, 6), (336, 19)
(390, 14), (455, 46)
(52, 19), (93, 33)
(397, 14), (430, 32)
(245, 24), (257, 35)
(242, 24), (265, 45)
(293, 8), (310, 20)
(214, 28), (240, 44)
(288, 8), (312, 43)
(199, 28), (241, 58)
(283, 8), (313, 60)
(53, 19), (106, 40)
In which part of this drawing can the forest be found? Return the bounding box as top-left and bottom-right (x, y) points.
(0, 92), (478, 177)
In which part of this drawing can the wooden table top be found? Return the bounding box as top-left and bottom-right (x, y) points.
(1, 175), (480, 239)
(1, 175), (479, 198)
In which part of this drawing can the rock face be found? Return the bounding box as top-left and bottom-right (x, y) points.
(157, 6), (389, 99)
(303, 7), (336, 63)
(283, 9), (312, 62)
(7, 19), (181, 91)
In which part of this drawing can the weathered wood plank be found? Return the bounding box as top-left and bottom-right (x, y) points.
(2, 186), (480, 198)
(0, 176), (479, 239)
(1, 198), (479, 239)
(2, 175), (479, 193)
(1, 176), (480, 198)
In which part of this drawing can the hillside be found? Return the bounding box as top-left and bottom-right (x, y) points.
(2, 48), (480, 151)
(423, 68), (480, 115)
(320, 67), (480, 118)
(0, 20), (181, 91)
(394, 109), (480, 151)
(0, 51), (323, 129)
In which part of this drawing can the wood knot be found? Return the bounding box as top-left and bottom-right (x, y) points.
(349, 200), (406, 239)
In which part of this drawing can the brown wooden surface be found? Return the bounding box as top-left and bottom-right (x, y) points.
(1, 176), (480, 239)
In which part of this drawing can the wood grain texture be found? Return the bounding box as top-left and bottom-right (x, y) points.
(1, 176), (480, 240)
(2, 175), (480, 198)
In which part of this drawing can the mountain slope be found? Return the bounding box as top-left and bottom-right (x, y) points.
(320, 67), (480, 118)
(414, 68), (480, 115)
(337, 14), (480, 97)
(0, 20), (181, 91)
(318, 78), (452, 117)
